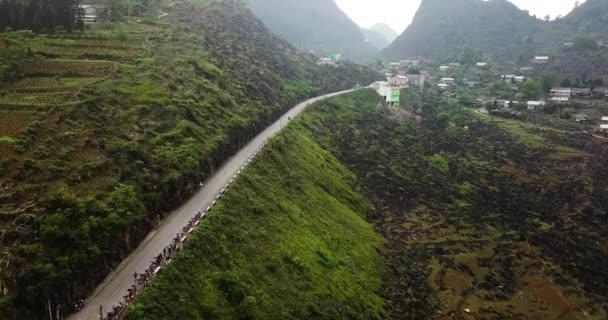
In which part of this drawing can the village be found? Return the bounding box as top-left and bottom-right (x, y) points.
(365, 52), (608, 135)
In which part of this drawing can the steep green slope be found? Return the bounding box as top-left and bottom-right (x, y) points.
(0, 0), (379, 318)
(244, 0), (377, 62)
(124, 91), (387, 320)
(295, 90), (607, 319)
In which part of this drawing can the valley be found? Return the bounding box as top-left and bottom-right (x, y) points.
(124, 89), (607, 319)
(1, 0), (608, 319)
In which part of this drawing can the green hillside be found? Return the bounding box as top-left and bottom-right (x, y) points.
(124, 92), (387, 319)
(245, 0), (378, 62)
(0, 0), (379, 318)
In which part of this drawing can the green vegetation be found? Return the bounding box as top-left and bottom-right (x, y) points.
(125, 108), (387, 319)
(428, 153), (449, 174)
(290, 89), (606, 319)
(0, 1), (379, 318)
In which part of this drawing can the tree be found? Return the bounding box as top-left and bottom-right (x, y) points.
(540, 72), (559, 93)
(521, 79), (543, 99)
(544, 14), (550, 21)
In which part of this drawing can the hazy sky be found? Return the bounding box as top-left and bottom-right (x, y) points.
(334, 0), (585, 33)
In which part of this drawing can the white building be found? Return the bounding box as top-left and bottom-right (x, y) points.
(551, 87), (572, 98)
(440, 78), (455, 84)
(534, 56), (550, 64)
(527, 100), (546, 110)
(514, 76), (526, 83)
(439, 65), (450, 71)
(317, 58), (336, 67)
(390, 75), (409, 89)
(476, 62), (488, 67)
(79, 4), (102, 24)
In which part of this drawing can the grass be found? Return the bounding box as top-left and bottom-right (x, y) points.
(124, 118), (387, 319)
(0, 136), (16, 144)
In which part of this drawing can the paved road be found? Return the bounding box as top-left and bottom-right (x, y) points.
(69, 88), (359, 320)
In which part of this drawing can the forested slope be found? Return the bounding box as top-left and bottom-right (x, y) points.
(124, 88), (607, 319)
(124, 93), (387, 318)
(0, 0), (378, 318)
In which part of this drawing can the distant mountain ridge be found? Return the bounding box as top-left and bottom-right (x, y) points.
(382, 0), (608, 61)
(370, 23), (398, 43)
(245, 0), (377, 62)
(361, 27), (390, 50)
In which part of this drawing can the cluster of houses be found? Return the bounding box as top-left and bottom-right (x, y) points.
(549, 87), (608, 103)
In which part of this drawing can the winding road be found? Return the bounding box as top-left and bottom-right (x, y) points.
(69, 88), (359, 320)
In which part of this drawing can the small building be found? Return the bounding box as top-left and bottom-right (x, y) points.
(563, 42), (574, 48)
(390, 75), (409, 89)
(534, 56), (550, 64)
(465, 81), (479, 88)
(573, 113), (590, 122)
(601, 116), (608, 122)
(376, 82), (400, 106)
(317, 57), (336, 67)
(384, 73), (393, 81)
(389, 62), (401, 69)
(79, 4), (102, 24)
(550, 87), (572, 98)
(476, 62), (488, 67)
(400, 60), (420, 67)
(571, 88), (592, 97)
(502, 74), (515, 83)
(519, 66), (534, 73)
(514, 76), (526, 83)
(439, 65), (450, 71)
(448, 62), (461, 67)
(437, 83), (448, 89)
(440, 78), (455, 84)
(504, 101), (519, 108)
(551, 96), (570, 103)
(600, 124), (608, 131)
(593, 87), (608, 97)
(597, 40), (605, 48)
(527, 100), (546, 110)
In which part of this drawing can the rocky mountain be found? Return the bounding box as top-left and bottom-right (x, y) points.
(370, 22), (398, 43)
(382, 0), (608, 61)
(245, 0), (377, 62)
(382, 0), (542, 60)
(361, 27), (390, 50)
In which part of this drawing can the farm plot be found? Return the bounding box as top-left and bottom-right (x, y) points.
(0, 111), (35, 137)
(31, 45), (134, 60)
(9, 76), (103, 93)
(0, 110), (35, 156)
(0, 92), (78, 109)
(26, 60), (117, 76)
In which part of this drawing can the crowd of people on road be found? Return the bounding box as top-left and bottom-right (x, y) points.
(101, 210), (207, 320)
(91, 145), (265, 320)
